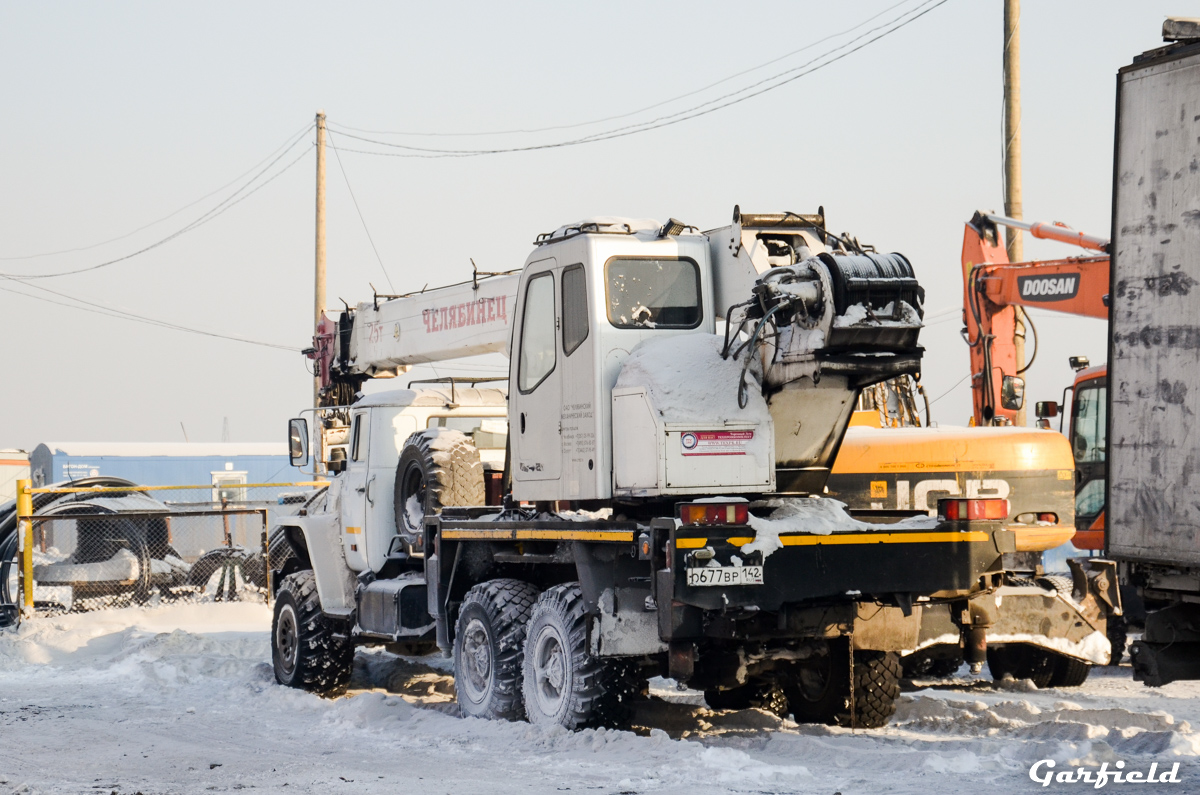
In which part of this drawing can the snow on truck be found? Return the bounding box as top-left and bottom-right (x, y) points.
(272, 209), (1020, 729)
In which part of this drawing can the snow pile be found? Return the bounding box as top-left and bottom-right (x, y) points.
(834, 300), (922, 328)
(743, 497), (938, 558)
(986, 630), (1112, 665)
(34, 548), (141, 583)
(615, 333), (769, 425)
(4, 604), (1200, 794)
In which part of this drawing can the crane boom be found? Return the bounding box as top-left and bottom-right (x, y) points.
(310, 271), (520, 404)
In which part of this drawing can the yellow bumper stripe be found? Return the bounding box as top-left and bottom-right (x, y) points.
(678, 531), (990, 548)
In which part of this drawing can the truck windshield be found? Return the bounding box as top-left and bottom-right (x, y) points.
(1071, 382), (1106, 464)
(604, 257), (701, 329)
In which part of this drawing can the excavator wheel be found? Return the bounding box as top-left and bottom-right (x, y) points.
(394, 429), (485, 538)
(784, 639), (901, 729)
(272, 570), (354, 697)
(704, 678), (789, 715)
(987, 644), (1057, 688)
(1107, 614), (1128, 666)
(1049, 655), (1092, 687)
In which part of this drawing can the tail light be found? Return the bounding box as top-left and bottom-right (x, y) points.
(937, 498), (1009, 521)
(1037, 512), (1058, 524)
(679, 502), (749, 526)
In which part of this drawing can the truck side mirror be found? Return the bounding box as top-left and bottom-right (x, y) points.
(288, 418), (309, 467)
(1001, 375), (1025, 411)
(1035, 400), (1059, 419)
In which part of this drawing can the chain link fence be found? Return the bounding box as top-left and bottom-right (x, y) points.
(11, 481), (326, 617)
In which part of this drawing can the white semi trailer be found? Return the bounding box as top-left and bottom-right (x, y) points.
(1109, 20), (1200, 685)
(273, 209), (1018, 729)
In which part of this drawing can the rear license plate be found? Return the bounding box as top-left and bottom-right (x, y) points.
(686, 565), (764, 587)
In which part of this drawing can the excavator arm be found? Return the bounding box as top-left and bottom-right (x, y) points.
(961, 211), (1110, 425)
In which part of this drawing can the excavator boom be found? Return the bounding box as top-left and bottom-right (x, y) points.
(962, 211), (1110, 425)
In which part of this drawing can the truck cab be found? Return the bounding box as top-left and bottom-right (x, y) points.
(507, 220), (715, 503)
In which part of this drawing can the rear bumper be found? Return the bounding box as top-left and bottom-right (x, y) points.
(656, 520), (1012, 636)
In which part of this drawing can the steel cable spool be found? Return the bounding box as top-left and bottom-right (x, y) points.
(819, 252), (924, 318)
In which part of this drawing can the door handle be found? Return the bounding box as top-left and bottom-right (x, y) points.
(520, 412), (526, 434)
(364, 474), (376, 505)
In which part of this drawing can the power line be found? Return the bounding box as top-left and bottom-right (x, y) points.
(1, 122), (315, 262)
(929, 372), (971, 405)
(1, 129), (313, 280)
(327, 0), (951, 159)
(333, 0), (920, 140)
(327, 130), (395, 292)
(0, 282), (299, 351)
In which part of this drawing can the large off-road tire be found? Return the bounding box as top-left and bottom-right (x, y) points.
(395, 429), (485, 538)
(522, 583), (638, 729)
(784, 640), (902, 729)
(454, 578), (540, 721)
(987, 644), (1057, 688)
(1107, 614), (1128, 666)
(272, 570), (354, 697)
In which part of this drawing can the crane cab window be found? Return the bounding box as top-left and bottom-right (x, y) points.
(604, 257), (701, 329)
(518, 272), (556, 393)
(562, 264), (589, 355)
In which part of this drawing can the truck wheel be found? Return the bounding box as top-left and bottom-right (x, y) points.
(522, 583), (636, 729)
(454, 578), (540, 721)
(784, 641), (901, 729)
(1107, 615), (1128, 665)
(987, 644), (1056, 688)
(395, 429), (485, 538)
(1048, 655), (1092, 687)
(272, 570), (354, 697)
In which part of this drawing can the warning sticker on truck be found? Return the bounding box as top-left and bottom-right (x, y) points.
(680, 430), (753, 456)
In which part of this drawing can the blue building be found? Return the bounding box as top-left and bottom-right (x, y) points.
(29, 442), (303, 493)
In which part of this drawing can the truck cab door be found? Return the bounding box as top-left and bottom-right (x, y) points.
(512, 259), (563, 490)
(341, 409), (371, 571)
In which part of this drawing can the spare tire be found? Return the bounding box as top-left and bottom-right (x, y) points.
(394, 428), (485, 539)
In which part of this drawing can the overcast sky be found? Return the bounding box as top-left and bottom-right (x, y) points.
(0, 1), (1180, 449)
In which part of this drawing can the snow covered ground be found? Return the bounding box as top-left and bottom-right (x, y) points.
(2, 604), (1198, 793)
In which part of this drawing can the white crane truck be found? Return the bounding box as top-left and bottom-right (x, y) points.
(273, 209), (1019, 729)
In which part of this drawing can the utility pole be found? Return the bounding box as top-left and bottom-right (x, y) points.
(314, 110), (327, 408)
(1003, 0), (1026, 425)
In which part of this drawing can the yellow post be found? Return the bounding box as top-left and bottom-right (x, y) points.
(16, 479), (33, 611)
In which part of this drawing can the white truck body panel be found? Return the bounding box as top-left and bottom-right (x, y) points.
(1109, 43), (1200, 566)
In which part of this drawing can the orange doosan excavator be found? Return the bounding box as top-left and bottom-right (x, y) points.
(960, 211), (1109, 551)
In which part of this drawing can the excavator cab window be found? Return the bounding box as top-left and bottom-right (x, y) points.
(1071, 382), (1107, 464)
(604, 257), (701, 329)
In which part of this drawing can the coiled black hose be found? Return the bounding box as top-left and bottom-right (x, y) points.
(0, 477), (139, 626)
